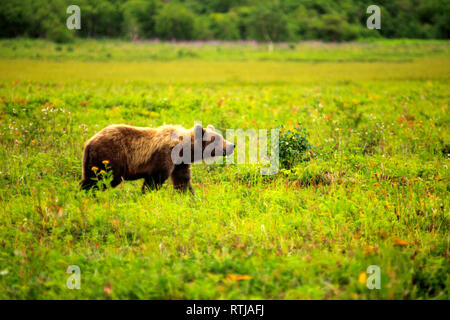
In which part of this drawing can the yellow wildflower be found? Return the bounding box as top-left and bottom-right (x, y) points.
(358, 272), (367, 284)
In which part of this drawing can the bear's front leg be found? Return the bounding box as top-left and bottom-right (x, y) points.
(142, 171), (169, 193)
(171, 164), (195, 195)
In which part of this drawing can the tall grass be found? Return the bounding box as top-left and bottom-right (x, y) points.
(0, 40), (448, 299)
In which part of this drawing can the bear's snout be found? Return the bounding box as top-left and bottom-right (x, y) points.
(225, 142), (235, 156)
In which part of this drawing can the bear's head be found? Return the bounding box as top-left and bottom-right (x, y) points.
(192, 124), (235, 162)
(171, 124), (235, 164)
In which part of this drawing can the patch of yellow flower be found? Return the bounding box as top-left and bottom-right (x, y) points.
(91, 166), (98, 171)
(102, 160), (109, 165)
(358, 272), (367, 284)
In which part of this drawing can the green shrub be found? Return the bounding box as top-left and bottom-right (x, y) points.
(277, 123), (314, 170)
(121, 0), (160, 39)
(247, 1), (291, 42)
(154, 4), (196, 40)
(209, 12), (240, 40)
(48, 28), (74, 44)
(193, 15), (214, 40)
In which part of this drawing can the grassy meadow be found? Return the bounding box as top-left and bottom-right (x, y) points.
(0, 39), (448, 299)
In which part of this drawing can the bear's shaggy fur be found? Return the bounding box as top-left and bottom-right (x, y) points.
(80, 123), (234, 194)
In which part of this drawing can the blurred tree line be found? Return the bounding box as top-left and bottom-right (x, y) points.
(0, 0), (448, 43)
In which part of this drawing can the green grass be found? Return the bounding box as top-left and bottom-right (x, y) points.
(0, 39), (448, 299)
(1, 38), (449, 62)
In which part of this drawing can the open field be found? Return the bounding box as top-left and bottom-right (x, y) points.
(0, 40), (448, 299)
(1, 39), (449, 62)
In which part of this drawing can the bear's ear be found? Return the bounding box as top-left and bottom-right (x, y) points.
(193, 123), (204, 141)
(207, 124), (215, 131)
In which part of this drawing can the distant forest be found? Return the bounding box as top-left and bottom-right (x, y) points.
(1, 0), (448, 43)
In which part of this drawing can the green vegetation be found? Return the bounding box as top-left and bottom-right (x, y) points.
(277, 123), (314, 170)
(1, 38), (449, 63)
(1, 0), (449, 43)
(0, 39), (449, 299)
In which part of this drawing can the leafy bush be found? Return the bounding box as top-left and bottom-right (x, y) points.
(277, 123), (314, 170)
(47, 26), (74, 44)
(209, 12), (240, 40)
(193, 15), (214, 40)
(154, 3), (196, 40)
(121, 0), (160, 39)
(247, 1), (291, 42)
(307, 12), (361, 42)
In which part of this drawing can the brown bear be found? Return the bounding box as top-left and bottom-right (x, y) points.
(80, 123), (235, 194)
